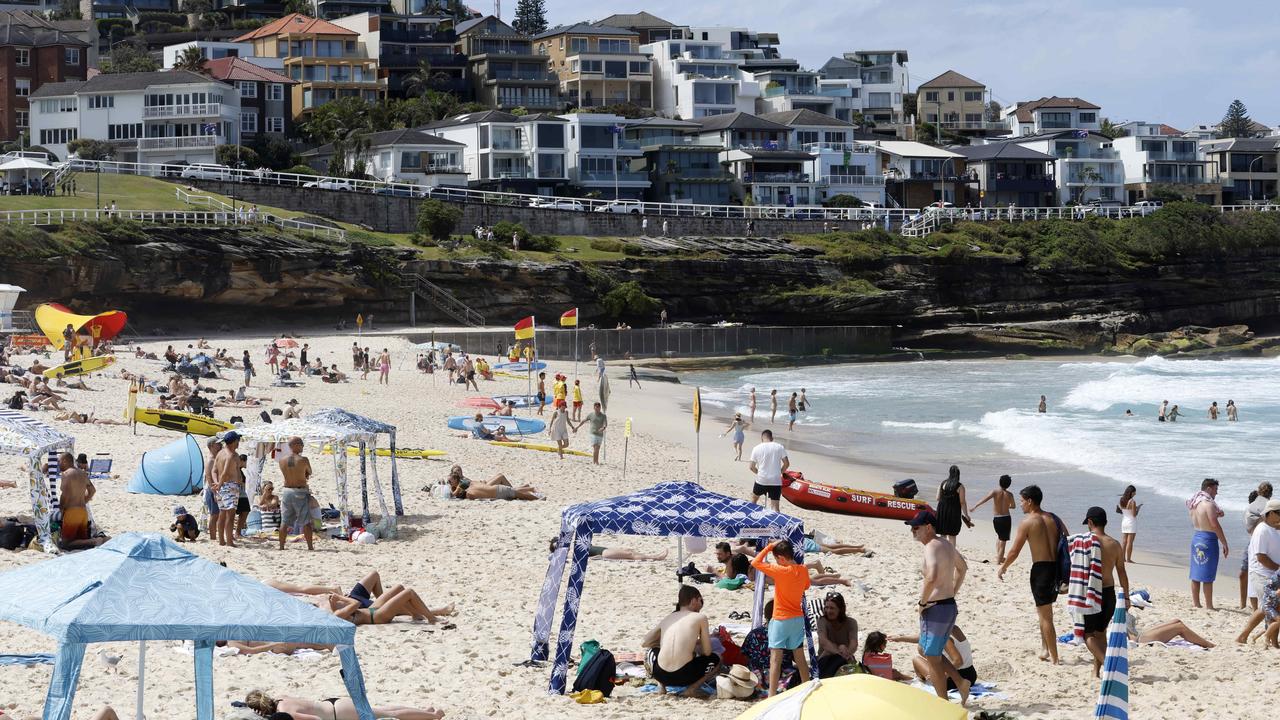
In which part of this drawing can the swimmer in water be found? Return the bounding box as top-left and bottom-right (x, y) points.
(1124, 409), (1134, 417)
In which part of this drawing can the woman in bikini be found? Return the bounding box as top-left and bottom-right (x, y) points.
(245, 690), (443, 720)
(325, 586), (454, 626)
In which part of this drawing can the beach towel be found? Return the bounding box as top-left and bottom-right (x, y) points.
(913, 680), (1008, 701)
(1186, 491), (1224, 517)
(1067, 533), (1104, 640)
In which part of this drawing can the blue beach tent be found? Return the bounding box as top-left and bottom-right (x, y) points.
(0, 533), (377, 720)
(529, 481), (815, 694)
(127, 434), (203, 495)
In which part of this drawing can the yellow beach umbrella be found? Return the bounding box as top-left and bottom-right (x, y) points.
(735, 676), (967, 720)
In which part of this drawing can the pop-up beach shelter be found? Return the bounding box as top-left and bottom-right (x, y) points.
(127, 434), (203, 495)
(0, 408), (75, 552)
(530, 480), (815, 694)
(306, 407), (405, 519)
(0, 533), (376, 720)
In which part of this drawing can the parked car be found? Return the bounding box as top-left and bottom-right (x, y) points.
(179, 163), (232, 181)
(373, 185), (428, 198)
(696, 206), (746, 218)
(303, 178), (355, 191)
(528, 198), (585, 211)
(594, 200), (645, 214)
(788, 207), (832, 220)
(1132, 199), (1164, 216)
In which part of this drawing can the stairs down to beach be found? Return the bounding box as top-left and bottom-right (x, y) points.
(400, 271), (485, 328)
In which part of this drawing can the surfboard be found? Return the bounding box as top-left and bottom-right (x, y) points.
(446, 415), (546, 434)
(43, 355), (116, 379)
(133, 407), (234, 437)
(321, 445), (446, 459)
(494, 361), (547, 372)
(489, 441), (591, 457)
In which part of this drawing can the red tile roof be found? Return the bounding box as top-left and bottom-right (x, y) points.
(233, 13), (356, 41)
(203, 57), (295, 85)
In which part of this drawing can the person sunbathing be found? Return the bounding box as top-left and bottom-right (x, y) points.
(492, 401), (516, 417)
(445, 465), (541, 501)
(460, 415), (510, 442)
(55, 411), (126, 425)
(325, 586), (455, 626)
(547, 538), (668, 561)
(244, 690), (443, 720)
(220, 640), (332, 655)
(0, 479), (15, 489)
(55, 376), (94, 391)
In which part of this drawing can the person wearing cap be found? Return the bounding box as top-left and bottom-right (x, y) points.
(997, 484), (1064, 665)
(1188, 478), (1228, 610)
(212, 431), (243, 547)
(1081, 506), (1130, 678)
(170, 505), (199, 542)
(1125, 590), (1214, 648)
(1235, 498), (1280, 643)
(906, 509), (970, 705)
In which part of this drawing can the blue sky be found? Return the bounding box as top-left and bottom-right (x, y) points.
(539, 0), (1277, 129)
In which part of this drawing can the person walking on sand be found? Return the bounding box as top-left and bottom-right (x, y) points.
(997, 485), (1064, 664)
(751, 539), (812, 696)
(1158, 399), (1168, 422)
(1081, 507), (1131, 678)
(377, 348), (391, 385)
(1117, 485), (1141, 563)
(629, 363), (641, 389)
(1038, 395), (1047, 413)
(1209, 401), (1219, 420)
(360, 347), (371, 381)
(573, 401), (607, 465)
(212, 432), (243, 548)
(770, 389), (778, 424)
(277, 436), (315, 551)
(1227, 399), (1239, 421)
(1188, 478), (1229, 609)
(1235, 498), (1280, 643)
(242, 350), (254, 387)
(906, 510), (971, 705)
(721, 414), (750, 461)
(749, 387), (757, 423)
(1241, 482), (1273, 609)
(548, 403), (571, 460)
(748, 429), (788, 512)
(934, 465), (973, 545)
(971, 474), (1015, 563)
(535, 371), (547, 416)
(787, 392), (799, 430)
(352, 342), (362, 371)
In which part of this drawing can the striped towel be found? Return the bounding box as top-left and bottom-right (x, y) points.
(1067, 533), (1103, 640)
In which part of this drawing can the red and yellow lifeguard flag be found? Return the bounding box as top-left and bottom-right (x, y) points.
(514, 316), (536, 339)
(560, 308), (578, 327)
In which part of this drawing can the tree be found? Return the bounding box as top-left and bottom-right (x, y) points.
(416, 198), (461, 242)
(283, 0), (312, 15)
(984, 100), (1002, 123)
(49, 0), (81, 20)
(1073, 165), (1104, 204)
(249, 135), (297, 170)
(1219, 99), (1254, 138)
(601, 281), (660, 322)
(173, 46), (207, 74)
(215, 144), (259, 168)
(100, 41), (159, 74)
(66, 138), (115, 160)
(403, 58), (449, 98)
(1099, 117), (1128, 139)
(511, 0), (547, 35)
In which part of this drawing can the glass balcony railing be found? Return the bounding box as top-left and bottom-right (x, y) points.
(491, 70), (558, 81)
(743, 172), (811, 184)
(580, 171), (648, 182)
(1053, 149), (1119, 160)
(821, 174), (885, 186)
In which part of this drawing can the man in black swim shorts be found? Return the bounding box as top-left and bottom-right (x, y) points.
(997, 485), (1065, 664)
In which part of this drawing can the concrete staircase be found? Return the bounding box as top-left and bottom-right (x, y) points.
(400, 271), (485, 327)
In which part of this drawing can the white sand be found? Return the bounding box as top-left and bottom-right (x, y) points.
(0, 331), (1266, 719)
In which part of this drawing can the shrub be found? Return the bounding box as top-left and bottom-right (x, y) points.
(601, 280), (660, 321)
(622, 243), (645, 256)
(589, 238), (623, 252)
(824, 194), (865, 208)
(524, 235), (560, 252)
(66, 138), (114, 161)
(492, 220), (529, 246)
(416, 199), (461, 242)
(284, 164), (318, 176)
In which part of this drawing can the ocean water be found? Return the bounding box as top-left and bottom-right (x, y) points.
(686, 356), (1279, 558)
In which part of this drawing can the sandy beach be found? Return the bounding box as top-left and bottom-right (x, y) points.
(0, 329), (1268, 719)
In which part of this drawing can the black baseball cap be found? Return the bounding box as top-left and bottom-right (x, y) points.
(1082, 506), (1108, 526)
(905, 510), (937, 527)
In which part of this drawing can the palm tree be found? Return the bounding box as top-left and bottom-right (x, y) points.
(403, 58), (449, 98)
(173, 46), (207, 74)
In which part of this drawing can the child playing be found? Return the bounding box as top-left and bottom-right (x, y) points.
(750, 539), (812, 696)
(171, 506), (200, 542)
(971, 474), (1016, 563)
(861, 631), (910, 682)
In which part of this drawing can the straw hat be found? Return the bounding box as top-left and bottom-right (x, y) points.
(715, 664), (757, 699)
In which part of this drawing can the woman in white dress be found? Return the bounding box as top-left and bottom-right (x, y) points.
(548, 403), (571, 459)
(1117, 485), (1141, 562)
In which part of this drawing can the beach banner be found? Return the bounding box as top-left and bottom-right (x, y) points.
(692, 387), (702, 432)
(693, 387), (702, 484)
(514, 316), (536, 340)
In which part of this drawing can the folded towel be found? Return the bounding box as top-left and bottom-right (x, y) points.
(1066, 532), (1103, 640)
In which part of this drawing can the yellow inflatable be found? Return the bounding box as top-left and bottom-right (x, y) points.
(35, 303), (128, 349)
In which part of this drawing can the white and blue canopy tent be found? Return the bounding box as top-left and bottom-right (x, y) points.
(530, 480), (816, 694)
(305, 407), (405, 520)
(0, 408), (75, 552)
(0, 533), (376, 720)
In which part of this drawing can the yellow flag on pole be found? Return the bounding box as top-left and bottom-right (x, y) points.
(692, 387), (701, 433)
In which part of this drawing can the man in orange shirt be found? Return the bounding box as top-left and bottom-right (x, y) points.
(751, 539), (812, 696)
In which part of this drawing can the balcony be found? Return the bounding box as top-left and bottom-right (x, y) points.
(821, 174), (886, 186)
(743, 172), (811, 184)
(988, 177), (1056, 193)
(1144, 170), (1216, 185)
(490, 70), (559, 82)
(491, 137), (528, 151)
(379, 27), (456, 44)
(664, 167), (727, 178)
(380, 50), (461, 69)
(137, 135), (219, 151)
(580, 171), (648, 183)
(937, 120), (1006, 132)
(1066, 174), (1121, 185)
(1053, 149), (1119, 160)
(494, 169), (531, 178)
(801, 141), (876, 154)
(1145, 151), (1201, 162)
(142, 103), (223, 119)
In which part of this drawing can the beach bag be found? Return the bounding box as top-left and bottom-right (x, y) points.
(715, 626), (749, 667)
(0, 518), (35, 550)
(1051, 513), (1070, 591)
(572, 647), (617, 698)
(862, 652), (894, 680)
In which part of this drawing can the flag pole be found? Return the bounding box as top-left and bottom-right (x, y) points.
(573, 311), (579, 384)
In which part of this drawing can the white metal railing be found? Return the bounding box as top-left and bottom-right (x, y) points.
(0, 203), (347, 240)
(137, 135), (220, 151)
(822, 175), (886, 186)
(173, 187), (346, 239)
(142, 103), (223, 119)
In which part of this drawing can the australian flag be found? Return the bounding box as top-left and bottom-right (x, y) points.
(608, 124), (624, 135)
(200, 123), (218, 136)
(764, 140), (779, 150)
(1071, 129), (1089, 138)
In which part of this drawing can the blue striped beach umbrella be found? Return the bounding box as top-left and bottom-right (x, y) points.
(1094, 604), (1129, 719)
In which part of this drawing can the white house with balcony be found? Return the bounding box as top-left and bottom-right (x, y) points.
(642, 37), (757, 119)
(299, 128), (467, 187)
(1114, 130), (1221, 204)
(162, 41), (284, 72)
(759, 109), (884, 205)
(422, 109), (569, 195)
(1001, 96), (1101, 137)
(1008, 130), (1125, 204)
(859, 140), (964, 207)
(818, 50), (909, 137)
(560, 112), (649, 199)
(687, 111), (822, 206)
(29, 70), (239, 165)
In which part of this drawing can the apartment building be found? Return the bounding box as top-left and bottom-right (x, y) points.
(533, 23), (653, 110)
(560, 112), (649, 199)
(953, 142), (1056, 207)
(332, 12), (465, 99)
(300, 128), (467, 186)
(1008, 130), (1124, 204)
(687, 26), (780, 63)
(917, 70), (999, 135)
(625, 116), (732, 205)
(423, 109), (569, 195)
(455, 15), (559, 112)
(759, 109), (884, 206)
(29, 70), (240, 164)
(1200, 137), (1279, 205)
(863, 140), (964, 207)
(689, 111), (818, 206)
(0, 12), (89, 143)
(162, 40), (284, 72)
(819, 50), (909, 137)
(594, 11), (687, 44)
(1114, 130), (1220, 204)
(1002, 96), (1101, 136)
(234, 13), (384, 119)
(642, 37), (757, 119)
(203, 57), (294, 142)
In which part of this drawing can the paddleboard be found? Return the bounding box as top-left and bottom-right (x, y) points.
(133, 407), (234, 437)
(322, 445), (446, 459)
(489, 441), (590, 457)
(44, 355), (116, 379)
(494, 361), (547, 372)
(492, 395), (535, 408)
(447, 415), (546, 434)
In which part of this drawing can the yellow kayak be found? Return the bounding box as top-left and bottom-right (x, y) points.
(322, 445), (446, 459)
(489, 441), (591, 457)
(44, 355), (116, 379)
(133, 407), (233, 437)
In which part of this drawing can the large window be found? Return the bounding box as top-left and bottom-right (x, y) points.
(15, 111), (27, 128)
(107, 123), (142, 140)
(579, 59), (602, 73)
(497, 87), (521, 106)
(240, 112), (257, 133)
(598, 38), (631, 53)
(604, 60), (626, 79)
(964, 90), (982, 102)
(581, 125), (614, 149)
(795, 130), (818, 145)
(88, 95), (113, 109)
(15, 79), (30, 97)
(629, 61), (649, 74)
(922, 91), (938, 102)
(15, 48), (29, 67)
(569, 37), (588, 53)
(692, 83), (733, 105)
(266, 116), (284, 133)
(41, 97), (77, 112)
(1078, 112), (1096, 124)
(536, 123), (565, 148)
(65, 48), (80, 65)
(238, 81), (257, 98)
(1040, 111), (1071, 128)
(527, 87), (552, 105)
(401, 151), (422, 169)
(268, 83), (284, 101)
(40, 128), (77, 145)
(536, 152), (564, 178)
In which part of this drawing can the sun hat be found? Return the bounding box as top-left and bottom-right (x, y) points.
(715, 664), (757, 699)
(1129, 589), (1154, 609)
(1265, 499), (1280, 515)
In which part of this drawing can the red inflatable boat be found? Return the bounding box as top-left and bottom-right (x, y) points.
(782, 471), (932, 521)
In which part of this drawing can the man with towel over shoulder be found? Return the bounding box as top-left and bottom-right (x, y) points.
(1188, 478), (1229, 610)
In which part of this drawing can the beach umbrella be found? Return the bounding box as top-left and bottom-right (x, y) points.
(736, 675), (966, 720)
(274, 338), (299, 349)
(1094, 604), (1129, 719)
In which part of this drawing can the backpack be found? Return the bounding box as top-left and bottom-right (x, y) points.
(572, 647), (617, 697)
(1050, 513), (1070, 591)
(0, 518), (35, 551)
